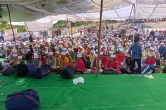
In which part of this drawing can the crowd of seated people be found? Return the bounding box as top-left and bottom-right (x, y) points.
(0, 28), (165, 77)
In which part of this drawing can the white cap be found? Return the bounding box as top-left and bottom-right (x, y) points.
(63, 48), (67, 51)
(12, 48), (17, 53)
(18, 46), (22, 48)
(59, 41), (63, 44)
(150, 47), (154, 50)
(36, 44), (40, 48)
(48, 52), (53, 56)
(13, 54), (17, 57)
(26, 49), (30, 52)
(95, 54), (98, 57)
(109, 51), (114, 54)
(125, 53), (130, 57)
(18, 56), (22, 59)
(34, 53), (39, 58)
(111, 47), (115, 50)
(61, 52), (65, 55)
(100, 52), (104, 55)
(111, 54), (115, 58)
(77, 53), (82, 57)
(54, 46), (58, 49)
(148, 52), (154, 57)
(119, 48), (124, 52)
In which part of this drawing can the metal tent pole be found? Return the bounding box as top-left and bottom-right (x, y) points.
(133, 4), (136, 43)
(97, 0), (103, 76)
(7, 5), (15, 41)
(66, 15), (71, 37)
(125, 4), (134, 40)
(25, 22), (31, 36)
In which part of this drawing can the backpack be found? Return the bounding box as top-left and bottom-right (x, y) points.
(16, 64), (28, 77)
(163, 67), (166, 73)
(61, 66), (74, 79)
(33, 65), (50, 79)
(1, 65), (15, 76)
(5, 89), (40, 110)
(27, 62), (36, 76)
(0, 61), (3, 71)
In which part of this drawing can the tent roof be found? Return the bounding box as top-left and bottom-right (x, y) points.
(1, 0), (166, 22)
(1, 0), (123, 21)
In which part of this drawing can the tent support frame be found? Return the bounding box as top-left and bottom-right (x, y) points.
(7, 4), (15, 41)
(97, 0), (103, 75)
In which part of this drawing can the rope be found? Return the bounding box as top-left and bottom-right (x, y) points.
(149, 4), (158, 17)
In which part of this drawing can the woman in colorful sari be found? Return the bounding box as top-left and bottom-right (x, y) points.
(90, 54), (102, 74)
(75, 53), (86, 74)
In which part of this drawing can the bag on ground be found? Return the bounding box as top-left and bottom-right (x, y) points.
(33, 65), (50, 79)
(61, 66), (74, 79)
(0, 61), (3, 71)
(1, 65), (15, 76)
(16, 64), (28, 77)
(163, 67), (166, 73)
(27, 62), (36, 76)
(5, 89), (40, 110)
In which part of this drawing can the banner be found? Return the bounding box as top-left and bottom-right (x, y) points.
(4, 29), (17, 41)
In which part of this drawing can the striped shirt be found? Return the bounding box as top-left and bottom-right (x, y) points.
(129, 42), (142, 59)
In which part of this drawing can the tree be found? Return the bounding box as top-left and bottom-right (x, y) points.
(0, 21), (26, 32)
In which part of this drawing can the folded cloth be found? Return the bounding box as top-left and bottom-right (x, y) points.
(144, 75), (154, 79)
(73, 77), (84, 85)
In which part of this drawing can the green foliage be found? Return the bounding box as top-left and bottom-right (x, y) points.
(14, 25), (26, 32)
(53, 20), (66, 28)
(0, 21), (26, 32)
(53, 20), (99, 29)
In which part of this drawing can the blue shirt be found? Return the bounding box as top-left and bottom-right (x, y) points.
(129, 42), (142, 59)
(159, 46), (166, 55)
(0, 32), (3, 37)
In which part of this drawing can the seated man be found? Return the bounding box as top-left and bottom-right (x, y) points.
(9, 54), (20, 68)
(141, 52), (156, 75)
(46, 52), (59, 72)
(121, 53), (138, 74)
(16, 56), (28, 77)
(59, 52), (72, 69)
(18, 56), (27, 65)
(33, 54), (42, 69)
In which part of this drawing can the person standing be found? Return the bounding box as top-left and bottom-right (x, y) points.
(0, 31), (4, 42)
(29, 34), (33, 43)
(129, 35), (142, 76)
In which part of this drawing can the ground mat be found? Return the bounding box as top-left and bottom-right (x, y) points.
(0, 74), (166, 110)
